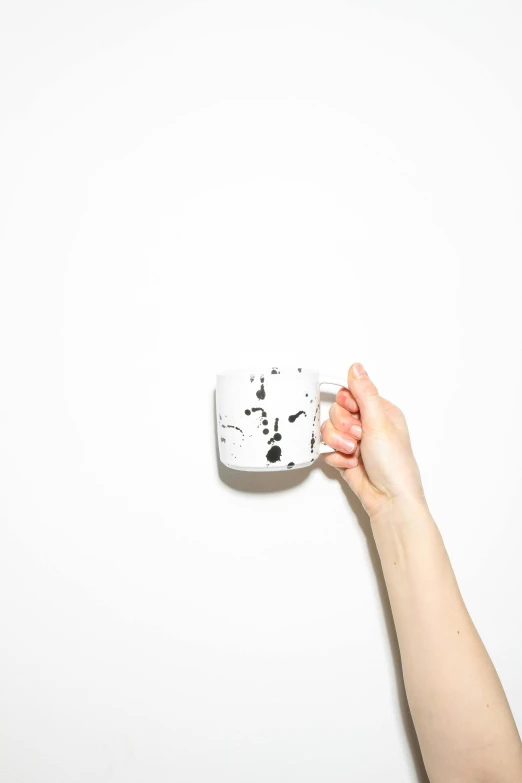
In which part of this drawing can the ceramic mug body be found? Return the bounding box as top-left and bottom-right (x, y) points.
(216, 367), (346, 471)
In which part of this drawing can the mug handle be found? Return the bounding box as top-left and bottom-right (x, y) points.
(319, 375), (349, 454)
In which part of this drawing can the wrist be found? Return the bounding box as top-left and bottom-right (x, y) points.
(368, 492), (441, 573)
(368, 494), (454, 600)
(370, 493), (433, 536)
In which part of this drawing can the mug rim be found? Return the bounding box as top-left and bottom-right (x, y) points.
(217, 366), (318, 379)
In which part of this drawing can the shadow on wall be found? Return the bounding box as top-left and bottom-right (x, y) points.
(212, 388), (430, 783)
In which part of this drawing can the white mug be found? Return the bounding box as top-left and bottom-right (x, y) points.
(216, 367), (347, 471)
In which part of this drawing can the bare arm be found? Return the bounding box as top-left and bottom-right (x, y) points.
(321, 363), (522, 783)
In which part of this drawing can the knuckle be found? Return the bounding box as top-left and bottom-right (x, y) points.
(330, 403), (352, 433)
(363, 379), (379, 397)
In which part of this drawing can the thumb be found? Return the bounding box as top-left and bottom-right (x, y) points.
(348, 363), (385, 428)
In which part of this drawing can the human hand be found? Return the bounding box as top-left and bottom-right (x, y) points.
(321, 363), (426, 519)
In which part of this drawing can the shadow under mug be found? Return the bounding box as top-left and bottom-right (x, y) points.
(216, 367), (348, 471)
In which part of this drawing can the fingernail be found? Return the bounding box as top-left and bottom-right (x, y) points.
(337, 436), (356, 453)
(351, 424), (362, 438)
(353, 363), (366, 379)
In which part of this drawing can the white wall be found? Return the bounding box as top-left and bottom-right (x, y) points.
(1, 1), (521, 781)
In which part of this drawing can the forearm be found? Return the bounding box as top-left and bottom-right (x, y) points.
(371, 498), (522, 783)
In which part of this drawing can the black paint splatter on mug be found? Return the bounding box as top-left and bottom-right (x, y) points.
(222, 370), (328, 468)
(225, 425), (243, 434)
(311, 401), (321, 453)
(266, 445), (282, 463)
(256, 375), (266, 400)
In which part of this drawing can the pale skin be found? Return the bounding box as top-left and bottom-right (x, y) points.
(320, 363), (522, 783)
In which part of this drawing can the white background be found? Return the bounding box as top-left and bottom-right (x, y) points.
(1, 1), (521, 781)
